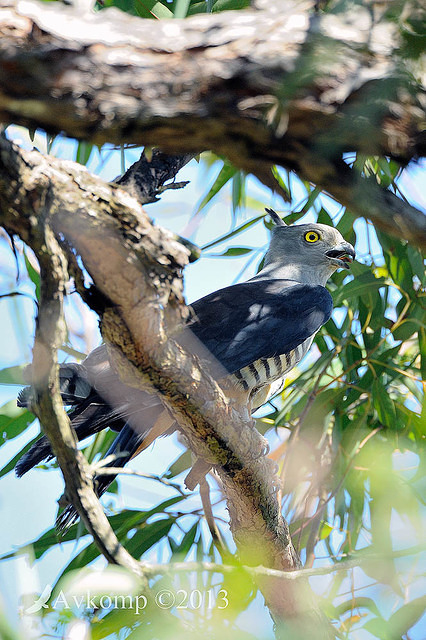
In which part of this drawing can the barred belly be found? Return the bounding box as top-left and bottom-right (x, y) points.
(231, 336), (314, 399)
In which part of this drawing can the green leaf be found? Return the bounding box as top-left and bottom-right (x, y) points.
(211, 0), (250, 11)
(164, 449), (192, 478)
(270, 165), (291, 202)
(407, 246), (426, 285)
(363, 617), (391, 639)
(101, 0), (140, 17)
(105, 479), (119, 495)
(23, 249), (40, 302)
(168, 535), (179, 554)
(377, 231), (415, 293)
(1, 496), (185, 564)
(419, 328), (426, 381)
(212, 247), (253, 257)
(172, 521), (198, 558)
(90, 607), (141, 640)
(371, 379), (396, 428)
(0, 435), (40, 479)
(392, 300), (425, 341)
(56, 540), (100, 575)
(125, 518), (175, 557)
(319, 522), (333, 540)
(334, 596), (381, 618)
(0, 401), (35, 445)
(102, 0), (174, 18)
(59, 345), (88, 360)
(146, 0), (174, 19)
(334, 272), (385, 306)
(173, 0), (190, 18)
(301, 388), (346, 433)
(1, 523), (86, 562)
(188, 1), (210, 16)
(231, 170), (246, 216)
(52, 508), (181, 587)
(0, 365), (27, 385)
(75, 141), (93, 166)
(196, 161), (237, 214)
(317, 207), (333, 226)
(82, 429), (117, 464)
(297, 185), (322, 215)
(343, 341), (364, 373)
(336, 211), (355, 245)
(201, 214), (265, 251)
(387, 595), (426, 637)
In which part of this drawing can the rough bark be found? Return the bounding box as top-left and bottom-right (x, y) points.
(0, 136), (331, 635)
(0, 0), (425, 247)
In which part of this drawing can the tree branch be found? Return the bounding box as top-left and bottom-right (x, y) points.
(141, 543), (426, 581)
(115, 149), (195, 205)
(0, 0), (424, 247)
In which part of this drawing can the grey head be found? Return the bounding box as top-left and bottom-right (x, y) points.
(254, 208), (356, 286)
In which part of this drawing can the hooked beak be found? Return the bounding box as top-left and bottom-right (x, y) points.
(326, 242), (356, 270)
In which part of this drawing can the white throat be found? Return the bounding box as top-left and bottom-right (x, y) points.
(250, 260), (335, 287)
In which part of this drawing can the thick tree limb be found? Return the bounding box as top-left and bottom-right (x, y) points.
(0, 136), (332, 635)
(0, 0), (424, 246)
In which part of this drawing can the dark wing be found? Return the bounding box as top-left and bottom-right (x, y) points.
(187, 280), (333, 375)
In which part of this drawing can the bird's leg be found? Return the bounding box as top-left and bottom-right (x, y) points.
(184, 458), (213, 491)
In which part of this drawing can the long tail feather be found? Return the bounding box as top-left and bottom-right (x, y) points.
(56, 424), (147, 530)
(15, 435), (53, 477)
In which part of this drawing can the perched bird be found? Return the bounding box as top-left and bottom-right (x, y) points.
(16, 210), (355, 526)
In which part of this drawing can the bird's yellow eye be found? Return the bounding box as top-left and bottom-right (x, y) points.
(304, 231), (320, 243)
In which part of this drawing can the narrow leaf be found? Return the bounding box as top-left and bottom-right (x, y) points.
(0, 365), (27, 385)
(125, 519), (174, 557)
(372, 379), (396, 428)
(0, 435), (40, 479)
(23, 249), (41, 302)
(172, 521), (198, 558)
(196, 162), (237, 213)
(387, 596), (426, 637)
(202, 214), (264, 251)
(173, 0), (190, 18)
(0, 401), (35, 444)
(76, 141), (93, 166)
(211, 247), (253, 257)
(334, 273), (385, 306)
(164, 449), (192, 478)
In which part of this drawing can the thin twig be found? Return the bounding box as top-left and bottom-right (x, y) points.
(143, 544), (425, 580)
(291, 427), (382, 539)
(199, 476), (229, 557)
(90, 464), (187, 496)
